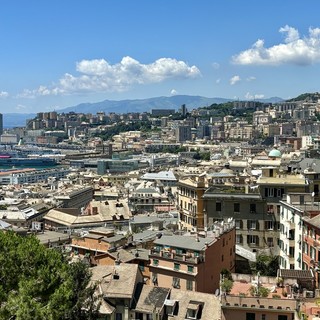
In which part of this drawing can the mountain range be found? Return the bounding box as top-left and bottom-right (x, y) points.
(3, 95), (283, 128)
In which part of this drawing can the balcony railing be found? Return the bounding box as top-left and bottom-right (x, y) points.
(150, 249), (204, 264)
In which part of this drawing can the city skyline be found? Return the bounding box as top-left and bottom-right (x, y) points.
(0, 0), (320, 113)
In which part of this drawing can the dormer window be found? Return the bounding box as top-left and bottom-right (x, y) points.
(186, 301), (203, 319)
(164, 299), (178, 316)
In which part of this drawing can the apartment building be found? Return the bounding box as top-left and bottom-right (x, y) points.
(203, 186), (276, 251)
(149, 220), (235, 294)
(278, 193), (307, 270)
(177, 174), (206, 230)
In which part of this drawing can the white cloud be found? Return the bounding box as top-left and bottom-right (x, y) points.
(19, 56), (201, 98)
(212, 62), (220, 69)
(246, 76), (256, 82)
(170, 89), (178, 95)
(15, 104), (27, 111)
(230, 75), (241, 85)
(216, 78), (221, 84)
(232, 25), (320, 66)
(245, 92), (265, 100)
(0, 91), (9, 98)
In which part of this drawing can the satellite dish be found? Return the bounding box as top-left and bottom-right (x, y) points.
(215, 288), (220, 296)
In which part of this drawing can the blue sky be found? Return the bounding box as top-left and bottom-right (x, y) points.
(0, 0), (320, 113)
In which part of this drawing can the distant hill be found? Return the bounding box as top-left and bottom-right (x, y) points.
(2, 94), (285, 128)
(59, 95), (232, 114)
(286, 92), (320, 102)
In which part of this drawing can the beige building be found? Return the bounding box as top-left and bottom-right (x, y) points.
(177, 174), (207, 230)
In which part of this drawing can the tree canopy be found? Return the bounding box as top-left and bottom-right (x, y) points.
(250, 254), (279, 277)
(0, 231), (99, 320)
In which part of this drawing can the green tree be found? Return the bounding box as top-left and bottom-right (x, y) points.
(250, 254), (279, 276)
(221, 278), (234, 294)
(0, 231), (99, 320)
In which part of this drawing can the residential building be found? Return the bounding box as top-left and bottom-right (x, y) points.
(278, 193), (308, 270)
(54, 186), (94, 208)
(44, 198), (131, 230)
(177, 174), (206, 230)
(149, 220), (235, 294)
(176, 125), (191, 142)
(91, 264), (144, 320)
(221, 273), (300, 320)
(203, 185), (276, 251)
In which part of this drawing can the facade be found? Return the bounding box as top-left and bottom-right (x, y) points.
(177, 175), (206, 230)
(278, 193), (307, 270)
(54, 186), (94, 208)
(129, 187), (171, 213)
(176, 125), (191, 142)
(302, 213), (320, 289)
(151, 109), (175, 116)
(0, 167), (70, 185)
(203, 186), (277, 251)
(149, 220), (235, 294)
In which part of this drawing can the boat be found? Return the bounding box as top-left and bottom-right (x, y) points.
(0, 157), (57, 167)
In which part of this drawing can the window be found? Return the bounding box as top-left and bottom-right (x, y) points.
(153, 259), (159, 266)
(278, 316), (287, 320)
(221, 255), (224, 262)
(265, 221), (274, 230)
(267, 237), (274, 247)
(186, 280), (193, 291)
(248, 220), (257, 230)
(246, 313), (255, 320)
(261, 315), (266, 320)
(236, 234), (242, 244)
(174, 263), (180, 271)
(248, 235), (258, 245)
(186, 309), (197, 319)
(116, 313), (123, 320)
(234, 203), (240, 213)
(310, 246), (316, 260)
(235, 220), (241, 229)
(250, 203), (256, 213)
(188, 265), (194, 273)
(172, 277), (180, 288)
(216, 202), (221, 211)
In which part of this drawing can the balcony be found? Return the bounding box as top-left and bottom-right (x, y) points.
(150, 249), (204, 264)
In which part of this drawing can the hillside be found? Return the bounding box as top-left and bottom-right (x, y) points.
(2, 94), (285, 128)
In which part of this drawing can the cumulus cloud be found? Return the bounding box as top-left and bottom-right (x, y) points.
(245, 92), (265, 100)
(170, 89), (178, 95)
(232, 25), (320, 66)
(230, 75), (241, 85)
(19, 56), (201, 98)
(0, 91), (9, 98)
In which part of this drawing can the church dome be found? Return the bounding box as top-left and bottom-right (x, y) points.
(268, 149), (282, 158)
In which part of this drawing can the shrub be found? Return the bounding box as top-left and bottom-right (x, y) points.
(249, 285), (270, 297)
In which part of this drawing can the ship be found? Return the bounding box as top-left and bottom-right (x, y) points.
(0, 155), (57, 167)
